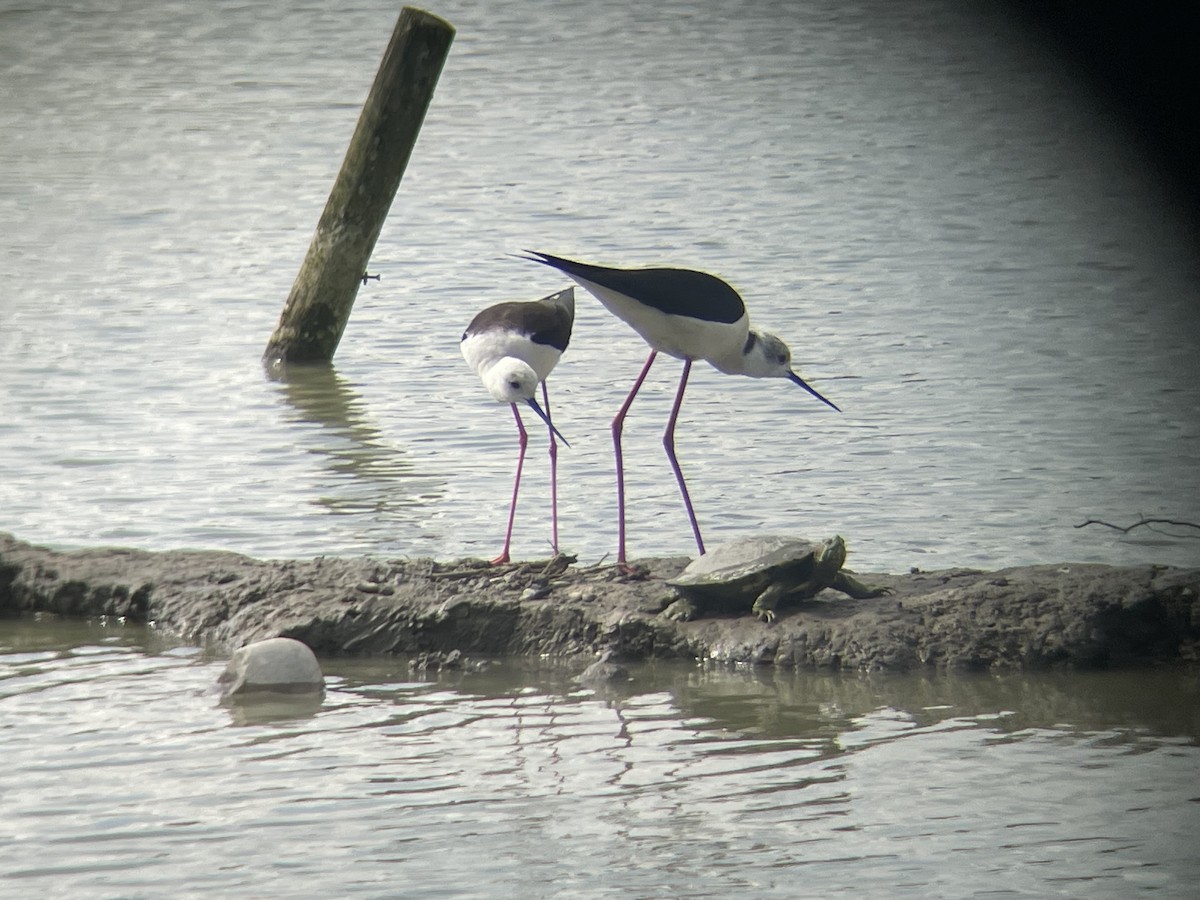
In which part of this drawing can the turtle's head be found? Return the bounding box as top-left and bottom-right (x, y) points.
(815, 535), (848, 572)
(742, 330), (840, 412)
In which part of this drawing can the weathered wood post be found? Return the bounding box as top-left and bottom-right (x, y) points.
(264, 7), (455, 367)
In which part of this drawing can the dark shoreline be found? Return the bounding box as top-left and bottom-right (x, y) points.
(2, 532), (1196, 672)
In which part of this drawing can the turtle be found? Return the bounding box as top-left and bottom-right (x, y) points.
(662, 534), (889, 623)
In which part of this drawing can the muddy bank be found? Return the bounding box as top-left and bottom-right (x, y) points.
(2, 532), (1196, 672)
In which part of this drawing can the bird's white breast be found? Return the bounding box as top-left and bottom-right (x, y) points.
(461, 328), (563, 383)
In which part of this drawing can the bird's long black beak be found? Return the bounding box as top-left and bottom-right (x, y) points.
(788, 371), (841, 412)
(526, 397), (571, 447)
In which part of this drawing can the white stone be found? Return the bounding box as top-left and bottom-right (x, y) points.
(218, 637), (325, 699)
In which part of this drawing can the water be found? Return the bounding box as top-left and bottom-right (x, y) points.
(2, 5), (1199, 891)
(0, 0), (1197, 572)
(2, 617), (1197, 897)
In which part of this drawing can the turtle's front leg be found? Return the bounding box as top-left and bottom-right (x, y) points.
(833, 572), (891, 599)
(751, 583), (789, 623)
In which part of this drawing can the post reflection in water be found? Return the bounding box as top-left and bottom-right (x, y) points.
(267, 363), (447, 521)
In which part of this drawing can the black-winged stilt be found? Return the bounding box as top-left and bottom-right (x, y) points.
(461, 287), (575, 564)
(520, 251), (839, 571)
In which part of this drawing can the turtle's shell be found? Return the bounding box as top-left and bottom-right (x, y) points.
(667, 535), (827, 607)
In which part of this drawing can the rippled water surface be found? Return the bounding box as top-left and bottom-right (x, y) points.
(1, 0), (1197, 571)
(2, 618), (1198, 897)
(3, 6), (1200, 890)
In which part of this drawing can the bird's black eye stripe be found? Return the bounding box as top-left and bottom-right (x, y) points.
(743, 332), (757, 355)
(509, 380), (521, 389)
(776, 353), (787, 365)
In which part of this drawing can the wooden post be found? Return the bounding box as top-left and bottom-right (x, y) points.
(264, 7), (455, 366)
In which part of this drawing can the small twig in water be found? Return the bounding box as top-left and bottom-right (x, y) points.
(1075, 516), (1200, 537)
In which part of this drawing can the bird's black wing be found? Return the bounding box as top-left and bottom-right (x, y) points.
(464, 298), (573, 353)
(521, 251), (745, 325)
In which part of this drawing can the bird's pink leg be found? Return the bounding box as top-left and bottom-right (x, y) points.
(612, 351), (657, 572)
(492, 403), (528, 565)
(664, 358), (705, 556)
(542, 380), (559, 555)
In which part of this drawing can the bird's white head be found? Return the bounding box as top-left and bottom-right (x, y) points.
(741, 330), (795, 379)
(743, 330), (841, 412)
(481, 357), (570, 445)
(482, 357), (541, 404)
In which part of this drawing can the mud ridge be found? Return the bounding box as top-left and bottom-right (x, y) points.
(2, 532), (1196, 672)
